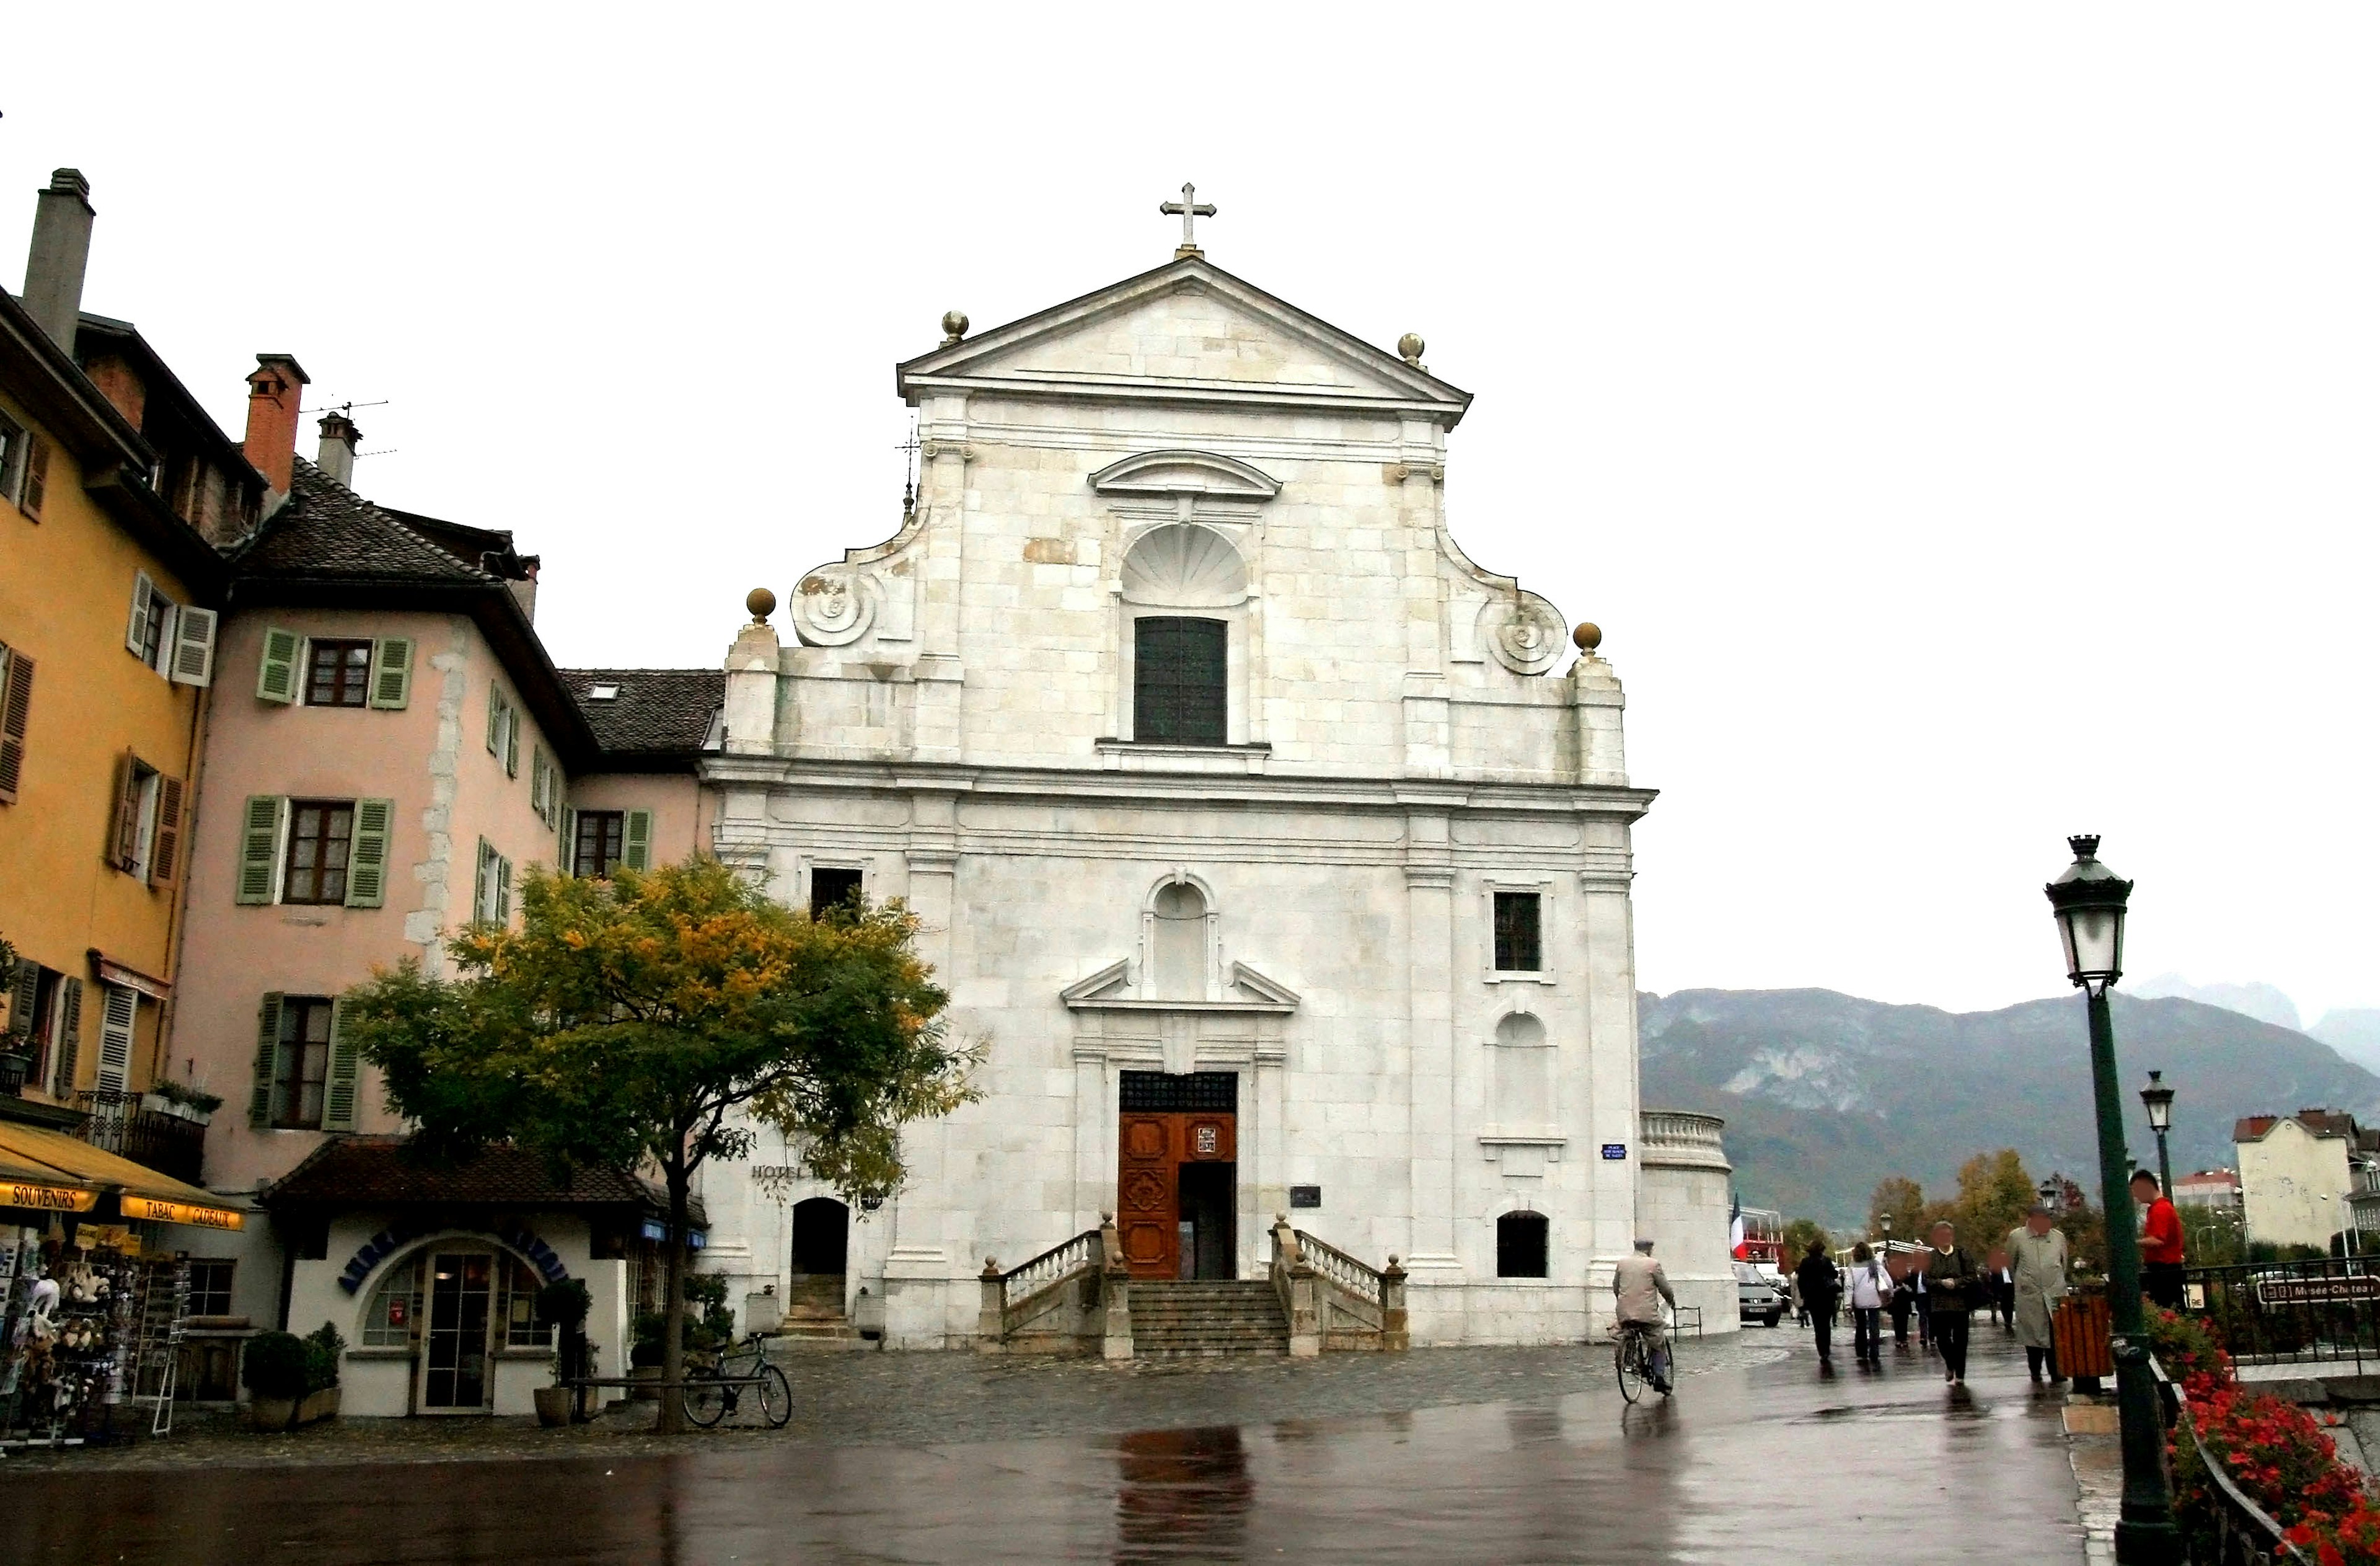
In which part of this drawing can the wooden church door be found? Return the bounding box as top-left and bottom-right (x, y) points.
(1117, 1112), (1179, 1278)
(1116, 1071), (1240, 1280)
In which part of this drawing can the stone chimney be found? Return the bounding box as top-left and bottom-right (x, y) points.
(20, 169), (95, 352)
(243, 353), (311, 498)
(315, 409), (361, 488)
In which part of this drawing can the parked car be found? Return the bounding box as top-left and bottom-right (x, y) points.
(1735, 1262), (1788, 1327)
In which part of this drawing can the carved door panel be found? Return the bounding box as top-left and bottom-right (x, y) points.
(1117, 1113), (1178, 1279)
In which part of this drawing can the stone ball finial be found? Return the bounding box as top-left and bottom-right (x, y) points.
(1572, 621), (1602, 653)
(746, 586), (778, 623)
(1398, 332), (1425, 366)
(942, 310), (969, 344)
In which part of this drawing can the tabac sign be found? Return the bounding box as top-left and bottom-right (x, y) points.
(120, 1196), (244, 1230)
(6, 1180), (95, 1213)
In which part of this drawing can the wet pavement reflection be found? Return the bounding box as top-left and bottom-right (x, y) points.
(0, 1329), (2082, 1564)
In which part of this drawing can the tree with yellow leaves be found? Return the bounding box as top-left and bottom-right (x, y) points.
(344, 858), (971, 1432)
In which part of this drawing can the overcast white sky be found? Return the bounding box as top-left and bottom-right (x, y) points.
(9, 7), (2374, 1022)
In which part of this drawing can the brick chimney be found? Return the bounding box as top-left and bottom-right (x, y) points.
(243, 353), (311, 498)
(315, 409), (361, 488)
(20, 169), (95, 351)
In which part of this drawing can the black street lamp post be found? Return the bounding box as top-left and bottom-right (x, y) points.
(2140, 1071), (2176, 1203)
(2046, 835), (2180, 1565)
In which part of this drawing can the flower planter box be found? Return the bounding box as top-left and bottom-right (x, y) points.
(139, 1093), (214, 1125)
(245, 1386), (340, 1430)
(534, 1386), (571, 1427)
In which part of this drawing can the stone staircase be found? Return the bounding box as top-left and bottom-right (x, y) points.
(770, 1273), (866, 1350)
(1129, 1280), (1290, 1358)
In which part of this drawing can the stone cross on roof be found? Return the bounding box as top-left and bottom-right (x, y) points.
(1160, 181), (1217, 258)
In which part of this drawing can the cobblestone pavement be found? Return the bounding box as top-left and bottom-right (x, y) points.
(0, 1323), (2085, 1563)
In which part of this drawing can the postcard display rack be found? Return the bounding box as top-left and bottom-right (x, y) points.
(0, 1224), (183, 1449)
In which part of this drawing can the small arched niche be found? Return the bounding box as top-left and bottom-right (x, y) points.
(1148, 880), (1210, 1000)
(1120, 524), (1248, 608)
(1492, 1012), (1552, 1131)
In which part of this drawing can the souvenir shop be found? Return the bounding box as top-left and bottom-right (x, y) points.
(0, 1121), (245, 1448)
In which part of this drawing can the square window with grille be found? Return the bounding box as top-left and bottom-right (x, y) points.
(1493, 891), (1543, 973)
(306, 639), (374, 707)
(1132, 617), (1227, 746)
(1497, 1211), (1549, 1278)
(185, 1258), (234, 1317)
(283, 801), (354, 904)
(273, 995), (335, 1130)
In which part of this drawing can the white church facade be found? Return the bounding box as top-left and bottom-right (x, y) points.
(691, 220), (1733, 1348)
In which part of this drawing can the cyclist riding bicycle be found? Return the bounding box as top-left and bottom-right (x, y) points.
(1611, 1237), (1677, 1394)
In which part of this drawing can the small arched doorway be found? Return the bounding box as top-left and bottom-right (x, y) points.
(791, 1196), (849, 1278)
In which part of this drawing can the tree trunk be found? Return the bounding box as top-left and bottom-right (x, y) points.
(657, 1152), (690, 1435)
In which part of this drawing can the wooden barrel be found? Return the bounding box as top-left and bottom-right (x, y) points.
(2053, 1292), (2115, 1379)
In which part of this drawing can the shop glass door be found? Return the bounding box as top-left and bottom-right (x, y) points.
(421, 1251), (492, 1410)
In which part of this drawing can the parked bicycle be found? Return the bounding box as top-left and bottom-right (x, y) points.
(682, 1332), (792, 1429)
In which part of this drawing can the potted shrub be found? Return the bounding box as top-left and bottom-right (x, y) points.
(244, 1324), (342, 1430)
(140, 1079), (225, 1124)
(534, 1279), (592, 1427)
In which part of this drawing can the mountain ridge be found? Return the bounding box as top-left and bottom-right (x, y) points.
(1637, 988), (2380, 1231)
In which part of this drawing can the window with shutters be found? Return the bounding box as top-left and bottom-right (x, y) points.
(125, 574), (182, 675)
(1496, 1211), (1549, 1279)
(19, 432), (48, 519)
(0, 644), (30, 803)
(94, 983), (136, 1093)
(271, 996), (335, 1129)
(7, 962), (63, 1095)
(1131, 616), (1228, 745)
(486, 684), (520, 776)
(108, 754), (163, 881)
(306, 639), (373, 706)
(0, 411), (25, 509)
(366, 637), (412, 709)
(283, 801), (355, 905)
(474, 839), (513, 922)
(573, 811), (625, 878)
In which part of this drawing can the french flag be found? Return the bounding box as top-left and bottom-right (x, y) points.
(1729, 1190), (1747, 1260)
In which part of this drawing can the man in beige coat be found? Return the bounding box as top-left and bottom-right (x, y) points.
(2007, 1204), (2070, 1383)
(1612, 1239), (1678, 1392)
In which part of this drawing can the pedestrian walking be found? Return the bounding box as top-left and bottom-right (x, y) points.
(1795, 1240), (1841, 1368)
(1887, 1260), (1915, 1348)
(1983, 1249), (2012, 1330)
(2007, 1203), (2069, 1383)
(1846, 1242), (1890, 1366)
(1921, 1219), (1982, 1386)
(2135, 1169), (2186, 1311)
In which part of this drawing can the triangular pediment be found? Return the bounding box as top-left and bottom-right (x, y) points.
(899, 257), (1471, 424)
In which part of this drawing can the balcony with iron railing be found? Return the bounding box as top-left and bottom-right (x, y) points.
(73, 1090), (208, 1185)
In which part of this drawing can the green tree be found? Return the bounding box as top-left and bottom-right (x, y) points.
(1868, 1176), (1924, 1242)
(345, 859), (973, 1432)
(1781, 1217), (1831, 1262)
(1953, 1149), (2037, 1255)
(2180, 1202), (2244, 1268)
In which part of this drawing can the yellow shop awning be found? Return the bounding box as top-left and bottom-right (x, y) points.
(0, 1123), (244, 1230)
(0, 1149), (99, 1214)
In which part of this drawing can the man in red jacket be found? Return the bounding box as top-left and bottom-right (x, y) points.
(2135, 1169), (2186, 1309)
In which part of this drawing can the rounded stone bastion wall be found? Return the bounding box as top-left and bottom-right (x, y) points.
(1637, 1110), (1739, 1337)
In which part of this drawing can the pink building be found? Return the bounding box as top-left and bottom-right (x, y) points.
(169, 401), (718, 1411)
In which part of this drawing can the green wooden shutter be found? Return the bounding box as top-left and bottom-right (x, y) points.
(20, 434), (48, 518)
(149, 774), (184, 887)
(250, 992), (284, 1127)
(169, 606), (218, 688)
(368, 638), (413, 710)
(505, 709), (519, 777)
(7, 959), (38, 1039)
(53, 976), (81, 1095)
(345, 797), (394, 908)
(236, 795), (287, 904)
(486, 684), (504, 754)
(125, 572), (156, 657)
(496, 854), (513, 923)
(558, 805), (576, 875)
(0, 646), (31, 803)
(322, 998), (359, 1131)
(623, 810), (653, 871)
(472, 837), (491, 921)
(94, 984), (135, 1092)
(257, 627), (301, 704)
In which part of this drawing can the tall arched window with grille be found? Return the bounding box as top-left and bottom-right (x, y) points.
(1132, 616), (1227, 745)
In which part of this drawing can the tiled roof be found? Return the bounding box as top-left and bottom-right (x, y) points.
(2234, 1110), (2374, 1146)
(559, 668), (723, 759)
(266, 1135), (696, 1221)
(231, 458), (496, 584)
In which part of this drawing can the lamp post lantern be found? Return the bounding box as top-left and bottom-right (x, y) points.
(2038, 1177), (2063, 1215)
(2139, 1071), (2176, 1201)
(2046, 834), (2179, 1564)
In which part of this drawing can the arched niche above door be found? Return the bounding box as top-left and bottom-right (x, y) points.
(1120, 523), (1248, 608)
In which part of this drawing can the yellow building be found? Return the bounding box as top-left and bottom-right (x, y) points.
(0, 169), (257, 1122)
